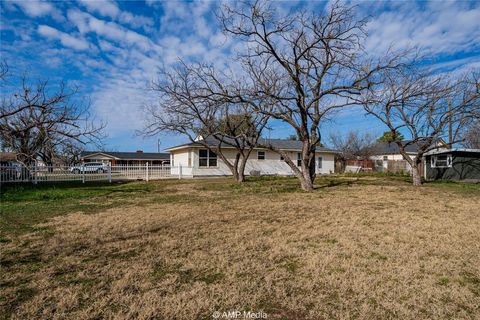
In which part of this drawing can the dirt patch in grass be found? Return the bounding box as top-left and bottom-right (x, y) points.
(1, 177), (479, 319)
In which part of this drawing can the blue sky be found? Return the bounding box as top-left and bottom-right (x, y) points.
(1, 0), (479, 152)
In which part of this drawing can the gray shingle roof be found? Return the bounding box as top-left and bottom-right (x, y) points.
(167, 137), (338, 153)
(373, 141), (419, 154)
(81, 151), (170, 160)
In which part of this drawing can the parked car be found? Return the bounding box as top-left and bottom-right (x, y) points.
(69, 162), (109, 174)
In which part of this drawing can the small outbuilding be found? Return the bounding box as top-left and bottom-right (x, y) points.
(424, 149), (480, 182)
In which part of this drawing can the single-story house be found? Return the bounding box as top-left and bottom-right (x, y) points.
(424, 148), (480, 181)
(81, 151), (170, 165)
(369, 141), (421, 172)
(369, 140), (446, 173)
(165, 137), (337, 177)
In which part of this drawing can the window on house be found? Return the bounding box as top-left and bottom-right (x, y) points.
(199, 149), (217, 167)
(317, 157), (323, 169)
(258, 151), (265, 160)
(431, 154), (452, 168)
(297, 153), (302, 167)
(383, 155), (388, 161)
(209, 150), (217, 166)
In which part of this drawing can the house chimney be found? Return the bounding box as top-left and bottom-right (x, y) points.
(136, 150), (143, 153)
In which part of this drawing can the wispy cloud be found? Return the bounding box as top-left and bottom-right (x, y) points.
(67, 9), (158, 52)
(9, 0), (63, 21)
(77, 0), (154, 32)
(364, 1), (480, 56)
(38, 25), (91, 51)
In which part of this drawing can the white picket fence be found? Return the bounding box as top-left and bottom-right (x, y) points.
(0, 164), (182, 184)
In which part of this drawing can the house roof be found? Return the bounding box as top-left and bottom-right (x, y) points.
(166, 137), (338, 153)
(373, 141), (421, 155)
(81, 151), (170, 160)
(424, 148), (480, 156)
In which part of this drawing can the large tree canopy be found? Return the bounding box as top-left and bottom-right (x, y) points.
(217, 0), (405, 190)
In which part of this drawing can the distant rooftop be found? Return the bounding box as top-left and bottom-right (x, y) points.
(81, 151), (170, 160)
(373, 141), (420, 154)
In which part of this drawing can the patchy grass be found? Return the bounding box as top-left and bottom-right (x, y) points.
(0, 180), (190, 238)
(1, 176), (479, 319)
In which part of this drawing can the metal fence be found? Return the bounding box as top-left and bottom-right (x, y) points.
(0, 164), (181, 184)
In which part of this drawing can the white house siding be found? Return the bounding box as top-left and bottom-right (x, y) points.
(170, 148), (335, 177)
(370, 153), (417, 172)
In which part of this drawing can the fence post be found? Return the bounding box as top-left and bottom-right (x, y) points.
(145, 163), (149, 182)
(33, 165), (37, 184)
(108, 164), (112, 183)
(82, 167), (85, 183)
(179, 164), (182, 179)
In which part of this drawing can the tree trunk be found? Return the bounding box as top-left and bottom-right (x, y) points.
(299, 172), (315, 191)
(299, 144), (316, 192)
(225, 152), (247, 183)
(237, 155), (247, 183)
(412, 163), (422, 186)
(236, 170), (245, 183)
(396, 142), (424, 187)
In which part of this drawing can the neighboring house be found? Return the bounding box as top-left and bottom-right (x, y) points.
(165, 137), (337, 177)
(370, 141), (420, 171)
(370, 140), (446, 173)
(424, 149), (480, 181)
(81, 151), (170, 165)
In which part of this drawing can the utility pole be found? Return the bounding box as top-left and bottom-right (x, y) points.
(448, 99), (453, 148)
(157, 139), (161, 153)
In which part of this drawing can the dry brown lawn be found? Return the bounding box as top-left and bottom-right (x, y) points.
(1, 177), (480, 319)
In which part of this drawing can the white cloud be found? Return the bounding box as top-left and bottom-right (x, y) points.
(364, 1), (480, 56)
(37, 25), (91, 50)
(78, 0), (119, 18)
(10, 0), (63, 21)
(67, 10), (157, 52)
(77, 0), (154, 31)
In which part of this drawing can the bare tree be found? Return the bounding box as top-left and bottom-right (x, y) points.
(219, 0), (404, 191)
(461, 121), (480, 148)
(362, 67), (480, 186)
(329, 130), (377, 161)
(144, 63), (269, 182)
(0, 76), (104, 166)
(56, 142), (85, 166)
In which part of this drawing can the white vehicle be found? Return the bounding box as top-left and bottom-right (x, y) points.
(69, 162), (109, 174)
